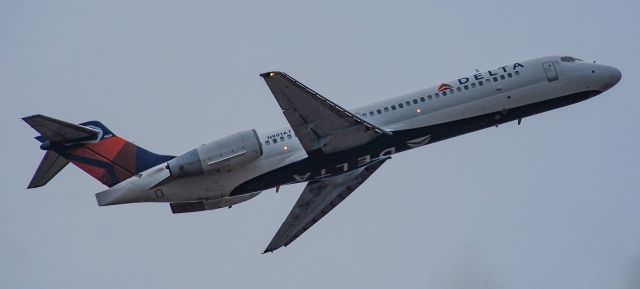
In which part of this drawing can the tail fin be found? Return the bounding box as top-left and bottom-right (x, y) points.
(23, 114), (174, 188)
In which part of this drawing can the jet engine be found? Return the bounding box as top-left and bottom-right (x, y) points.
(167, 129), (262, 178)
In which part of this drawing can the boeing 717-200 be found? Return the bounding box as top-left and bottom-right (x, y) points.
(24, 56), (621, 253)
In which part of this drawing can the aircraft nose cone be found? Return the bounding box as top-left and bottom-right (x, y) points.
(610, 67), (622, 86)
(599, 66), (622, 92)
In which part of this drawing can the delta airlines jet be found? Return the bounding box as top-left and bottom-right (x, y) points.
(24, 56), (621, 253)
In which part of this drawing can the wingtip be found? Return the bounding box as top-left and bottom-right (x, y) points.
(22, 114), (45, 120)
(260, 71), (282, 78)
(262, 245), (279, 254)
(21, 114), (38, 123)
(26, 180), (41, 189)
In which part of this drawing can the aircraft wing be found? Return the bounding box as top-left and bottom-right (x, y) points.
(264, 157), (389, 253)
(260, 71), (391, 156)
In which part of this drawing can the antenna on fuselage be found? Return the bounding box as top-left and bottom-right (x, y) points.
(475, 68), (480, 73)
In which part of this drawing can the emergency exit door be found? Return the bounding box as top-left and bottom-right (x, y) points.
(543, 61), (558, 82)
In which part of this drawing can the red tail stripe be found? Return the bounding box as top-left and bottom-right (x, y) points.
(67, 147), (135, 186)
(86, 137), (127, 159)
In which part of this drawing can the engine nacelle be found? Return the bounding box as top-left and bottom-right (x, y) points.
(167, 129), (262, 178)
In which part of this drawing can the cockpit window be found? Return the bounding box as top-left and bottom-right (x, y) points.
(560, 56), (582, 62)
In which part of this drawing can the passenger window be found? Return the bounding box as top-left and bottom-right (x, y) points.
(435, 93), (440, 98)
(507, 73), (513, 78)
(376, 109), (382, 114)
(384, 107), (389, 112)
(464, 85), (469, 90)
(471, 83), (477, 88)
(273, 139), (277, 144)
(500, 75), (505, 80)
(287, 135), (292, 139)
(420, 97), (425, 102)
(406, 101), (411, 106)
(361, 113), (367, 118)
(442, 91), (447, 96)
(265, 141), (270, 145)
(391, 105), (396, 110)
(428, 95), (432, 100)
(456, 87), (461, 92)
(399, 103), (404, 108)
(449, 89), (454, 94)
(485, 79), (491, 84)
(479, 81), (483, 86)
(515, 71), (520, 76)
(280, 136), (285, 141)
(369, 111), (374, 116)
(493, 76), (498, 82)
(413, 99), (418, 104)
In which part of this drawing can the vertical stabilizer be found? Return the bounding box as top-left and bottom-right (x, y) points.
(23, 114), (174, 188)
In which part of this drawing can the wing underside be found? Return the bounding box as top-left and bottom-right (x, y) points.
(264, 157), (389, 253)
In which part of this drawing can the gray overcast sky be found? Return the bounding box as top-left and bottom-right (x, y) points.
(1, 1), (639, 288)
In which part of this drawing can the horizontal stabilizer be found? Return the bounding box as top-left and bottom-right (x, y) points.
(23, 114), (100, 143)
(28, 150), (70, 188)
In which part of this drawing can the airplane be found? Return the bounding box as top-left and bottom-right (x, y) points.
(23, 55), (621, 253)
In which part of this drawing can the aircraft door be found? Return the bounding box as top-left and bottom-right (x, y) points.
(542, 61), (558, 82)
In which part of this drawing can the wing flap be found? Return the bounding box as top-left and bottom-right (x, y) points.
(264, 157), (389, 253)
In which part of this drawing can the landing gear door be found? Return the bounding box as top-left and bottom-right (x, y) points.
(543, 61), (558, 82)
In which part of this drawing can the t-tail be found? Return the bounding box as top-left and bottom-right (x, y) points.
(23, 114), (175, 188)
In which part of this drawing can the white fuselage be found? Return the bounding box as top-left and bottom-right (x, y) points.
(96, 56), (621, 207)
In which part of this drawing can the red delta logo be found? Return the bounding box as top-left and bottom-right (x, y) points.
(437, 83), (453, 92)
